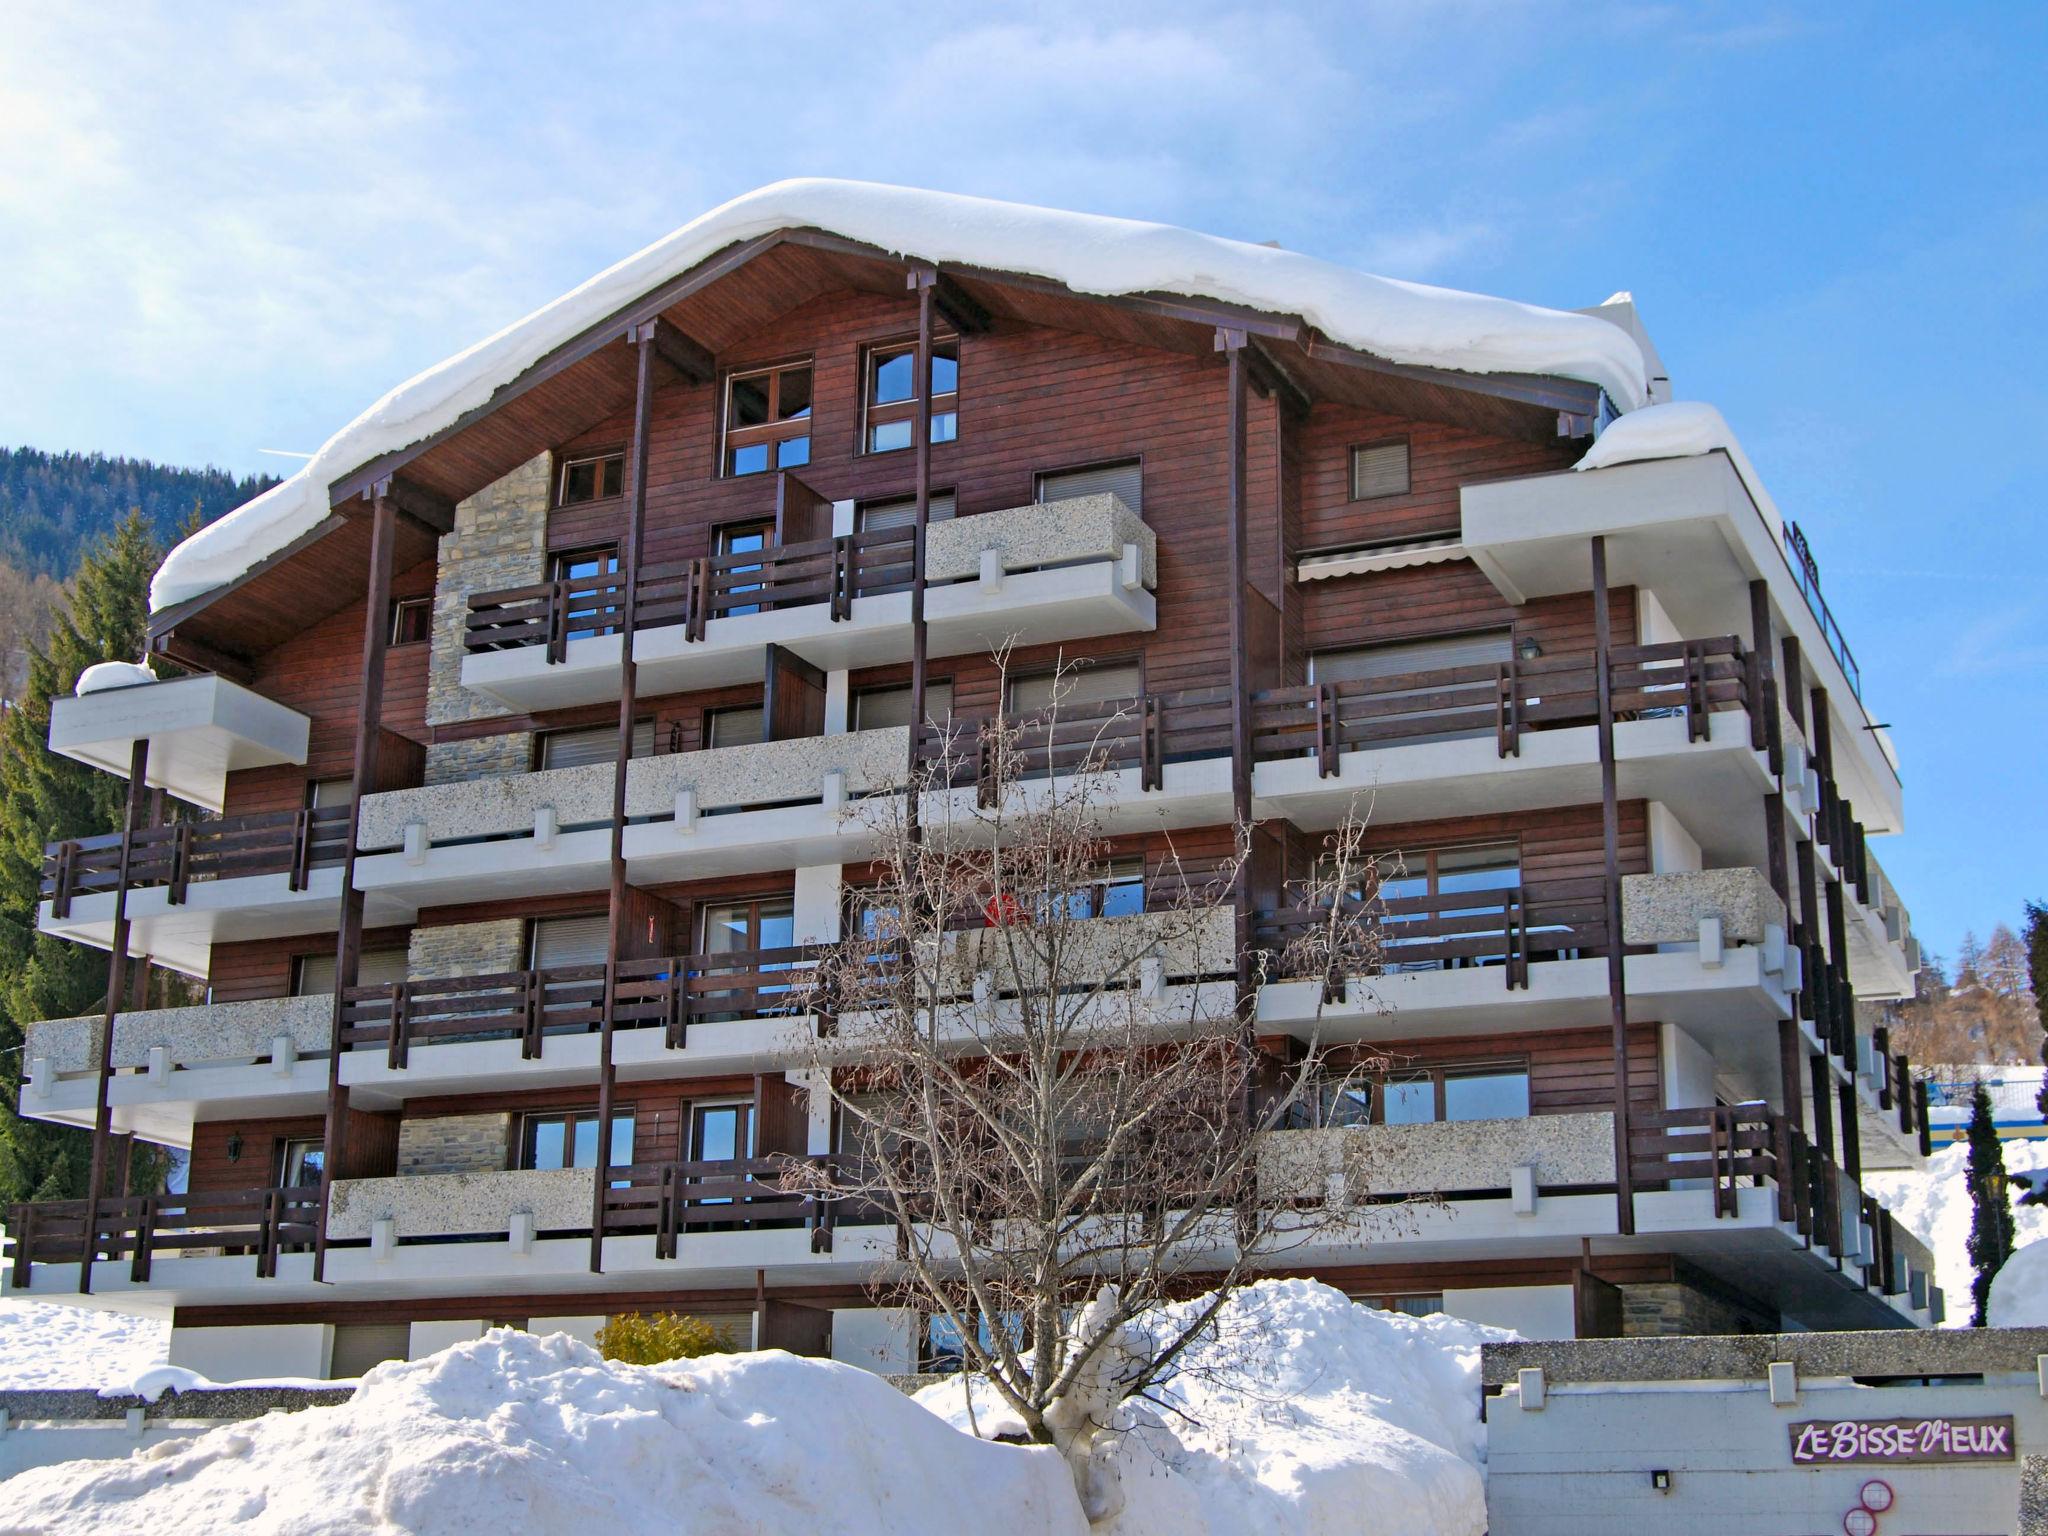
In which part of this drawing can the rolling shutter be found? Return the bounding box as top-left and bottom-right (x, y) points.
(294, 947), (408, 996)
(1009, 661), (1142, 714)
(530, 913), (611, 970)
(1308, 630), (1511, 685)
(706, 707), (765, 749)
(856, 492), (956, 532)
(1350, 440), (1411, 501)
(330, 1322), (411, 1378)
(538, 720), (655, 770)
(1036, 460), (1142, 516)
(852, 682), (954, 731)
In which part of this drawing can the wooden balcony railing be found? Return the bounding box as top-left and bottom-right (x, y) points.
(337, 946), (833, 1067)
(6, 1186), (321, 1286)
(924, 686), (1234, 802)
(42, 806), (351, 918)
(1252, 884), (1609, 992)
(1250, 636), (1759, 770)
(464, 525), (918, 659)
(598, 1155), (837, 1256)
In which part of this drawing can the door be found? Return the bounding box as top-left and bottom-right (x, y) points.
(1378, 842), (1521, 970)
(717, 520), (773, 616)
(552, 545), (621, 636)
(697, 896), (797, 1016)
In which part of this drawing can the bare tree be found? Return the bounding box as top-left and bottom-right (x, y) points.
(787, 653), (1402, 1518)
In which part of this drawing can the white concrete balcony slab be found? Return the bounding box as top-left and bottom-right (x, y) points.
(460, 495), (1157, 712)
(48, 673), (309, 814)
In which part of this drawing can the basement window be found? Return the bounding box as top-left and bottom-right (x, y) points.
(1349, 439), (1411, 500)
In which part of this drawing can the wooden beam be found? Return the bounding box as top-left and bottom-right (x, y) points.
(145, 513), (349, 647)
(1242, 336), (1313, 420)
(906, 273), (936, 849)
(1217, 328), (1255, 1019)
(1591, 535), (1636, 1238)
(929, 273), (992, 335)
(629, 317), (715, 385)
(148, 630), (256, 685)
(345, 476), (456, 536)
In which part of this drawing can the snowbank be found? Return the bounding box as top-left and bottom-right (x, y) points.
(1989, 1238), (2048, 1327)
(1867, 1137), (2048, 1327)
(0, 1282), (168, 1393)
(73, 660), (158, 695)
(151, 177), (1648, 613)
(1572, 399), (1734, 472)
(0, 1330), (1085, 1536)
(917, 1279), (1499, 1536)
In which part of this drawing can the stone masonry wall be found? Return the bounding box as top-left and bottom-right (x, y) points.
(1621, 1279), (1777, 1338)
(424, 453), (551, 786)
(397, 1113), (514, 1176)
(406, 919), (528, 981)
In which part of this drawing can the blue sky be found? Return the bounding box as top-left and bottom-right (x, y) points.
(1, 2), (2041, 965)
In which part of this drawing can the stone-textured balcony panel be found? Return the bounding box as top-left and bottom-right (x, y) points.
(933, 907), (1235, 992)
(25, 994), (332, 1075)
(1621, 868), (1786, 947)
(925, 495), (1155, 587)
(327, 1167), (595, 1241)
(1258, 1112), (1617, 1202)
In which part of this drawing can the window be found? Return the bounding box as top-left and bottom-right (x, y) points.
(529, 913), (611, 970)
(1008, 660), (1142, 716)
(723, 362), (812, 477)
(293, 946), (407, 996)
(1042, 855), (1146, 922)
(1350, 1292), (1444, 1318)
(699, 895), (796, 956)
(1309, 629), (1514, 745)
(277, 1136), (325, 1188)
(557, 450), (625, 506)
(690, 1099), (754, 1163)
(714, 520), (774, 617)
(1375, 1063), (1531, 1124)
(1377, 842), (1521, 971)
(550, 544), (623, 636)
(521, 1108), (635, 1173)
(863, 337), (959, 453)
(388, 596), (432, 646)
(852, 681), (954, 731)
(856, 491), (957, 533)
(305, 776), (353, 810)
(535, 719), (655, 770)
(1349, 439), (1411, 501)
(1036, 459), (1142, 517)
(705, 705), (765, 750)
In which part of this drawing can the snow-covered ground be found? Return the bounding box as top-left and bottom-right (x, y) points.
(1866, 1137), (2048, 1326)
(0, 1281), (1494, 1534)
(0, 1225), (168, 1389)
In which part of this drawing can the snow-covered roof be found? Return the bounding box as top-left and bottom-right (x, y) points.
(1571, 400), (1733, 472)
(152, 178), (1650, 615)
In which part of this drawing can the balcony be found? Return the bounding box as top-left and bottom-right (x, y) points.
(1259, 1112), (1618, 1204)
(460, 494), (1158, 712)
(36, 807), (385, 976)
(46, 672), (311, 814)
(1249, 637), (1774, 844)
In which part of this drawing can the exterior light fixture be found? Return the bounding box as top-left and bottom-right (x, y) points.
(226, 1132), (243, 1163)
(1517, 636), (1544, 662)
(1649, 1469), (1671, 1493)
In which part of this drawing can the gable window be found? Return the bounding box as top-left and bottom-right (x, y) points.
(856, 491), (957, 533)
(520, 1108), (635, 1173)
(852, 681), (954, 731)
(1008, 660), (1142, 716)
(1349, 439), (1411, 501)
(535, 719), (654, 770)
(557, 450), (625, 506)
(388, 596), (432, 646)
(863, 337), (958, 454)
(1036, 459), (1142, 517)
(723, 362), (812, 477)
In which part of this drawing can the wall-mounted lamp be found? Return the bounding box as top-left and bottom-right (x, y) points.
(1517, 636), (1545, 662)
(225, 1132), (243, 1163)
(1649, 1469), (1672, 1494)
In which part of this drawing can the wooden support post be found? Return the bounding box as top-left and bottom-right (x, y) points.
(905, 272), (936, 850)
(1216, 329), (1256, 1024)
(79, 737), (151, 1294)
(593, 324), (661, 1274)
(313, 486), (398, 1282)
(1591, 536), (1635, 1237)
(1749, 580), (1782, 776)
(1764, 792), (1790, 906)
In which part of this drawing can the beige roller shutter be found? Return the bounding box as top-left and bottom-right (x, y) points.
(529, 913), (611, 970)
(294, 946), (407, 996)
(1036, 459), (1142, 516)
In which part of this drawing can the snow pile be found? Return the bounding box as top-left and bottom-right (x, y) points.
(1572, 399), (1734, 472)
(151, 177), (1648, 613)
(1867, 1137), (2048, 1327)
(73, 660), (158, 695)
(1989, 1238), (2048, 1327)
(0, 1292), (168, 1391)
(0, 1330), (1085, 1536)
(918, 1279), (1499, 1536)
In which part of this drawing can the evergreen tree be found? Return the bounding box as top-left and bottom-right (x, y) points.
(0, 512), (162, 1206)
(1965, 1083), (2016, 1326)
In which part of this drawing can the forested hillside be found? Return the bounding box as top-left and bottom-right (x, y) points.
(0, 446), (278, 580)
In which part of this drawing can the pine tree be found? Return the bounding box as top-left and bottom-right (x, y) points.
(0, 511), (162, 1206)
(1965, 1083), (2016, 1326)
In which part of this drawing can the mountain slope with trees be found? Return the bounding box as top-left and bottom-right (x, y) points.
(0, 446), (277, 582)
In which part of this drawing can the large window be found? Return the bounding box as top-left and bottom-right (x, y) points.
(1377, 841), (1521, 971)
(1379, 1064), (1532, 1124)
(520, 1108), (635, 1173)
(1007, 660), (1142, 716)
(1309, 629), (1514, 745)
(1349, 439), (1411, 501)
(863, 337), (958, 454)
(557, 450), (625, 506)
(714, 520), (774, 616)
(704, 705), (765, 750)
(699, 895), (795, 956)
(852, 681), (953, 731)
(528, 913), (610, 970)
(1041, 855), (1146, 922)
(550, 544), (623, 636)
(690, 1099), (754, 1163)
(723, 362), (812, 477)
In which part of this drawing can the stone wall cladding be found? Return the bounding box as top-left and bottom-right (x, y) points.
(1620, 1280), (1775, 1338)
(1480, 1325), (2048, 1387)
(423, 452), (551, 785)
(1621, 867), (1787, 946)
(396, 1112), (513, 1176)
(407, 919), (529, 981)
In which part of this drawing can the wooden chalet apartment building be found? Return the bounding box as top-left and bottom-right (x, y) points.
(5, 181), (1939, 1380)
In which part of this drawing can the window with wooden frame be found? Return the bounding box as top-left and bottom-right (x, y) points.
(855, 490), (957, 533)
(534, 718), (654, 770)
(1377, 1061), (1531, 1124)
(304, 776), (352, 810)
(519, 1107), (635, 1172)
(862, 335), (958, 454)
(704, 704), (765, 750)
(1348, 438), (1411, 501)
(852, 680), (954, 731)
(722, 361), (813, 477)
(388, 595), (432, 646)
(1038, 855), (1146, 922)
(1373, 841), (1522, 970)
(1006, 659), (1143, 716)
(292, 945), (407, 996)
(556, 449), (625, 507)
(1350, 1292), (1445, 1318)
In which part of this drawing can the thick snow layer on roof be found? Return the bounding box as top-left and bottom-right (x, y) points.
(150, 178), (1648, 614)
(0, 1330), (1086, 1536)
(1867, 1137), (2048, 1327)
(1572, 399), (1733, 471)
(74, 660), (158, 695)
(916, 1279), (1500, 1536)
